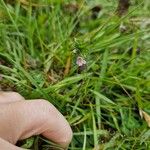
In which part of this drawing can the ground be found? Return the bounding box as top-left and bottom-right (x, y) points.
(0, 0), (150, 150)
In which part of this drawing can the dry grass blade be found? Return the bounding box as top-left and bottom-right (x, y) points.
(139, 109), (150, 127)
(64, 55), (71, 76)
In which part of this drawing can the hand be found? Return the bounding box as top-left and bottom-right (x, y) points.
(0, 91), (73, 150)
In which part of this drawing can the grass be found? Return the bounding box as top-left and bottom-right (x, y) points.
(0, 0), (150, 149)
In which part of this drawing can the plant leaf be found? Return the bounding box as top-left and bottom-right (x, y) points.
(91, 90), (116, 105)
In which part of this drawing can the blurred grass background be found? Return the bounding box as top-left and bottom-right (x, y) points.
(0, 0), (150, 149)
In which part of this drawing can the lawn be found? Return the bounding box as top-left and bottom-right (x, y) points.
(0, 0), (150, 149)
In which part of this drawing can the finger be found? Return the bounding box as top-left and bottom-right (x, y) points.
(0, 99), (73, 149)
(18, 100), (73, 149)
(0, 92), (25, 104)
(0, 137), (26, 150)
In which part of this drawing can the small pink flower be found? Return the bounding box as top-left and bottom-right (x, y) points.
(76, 56), (86, 67)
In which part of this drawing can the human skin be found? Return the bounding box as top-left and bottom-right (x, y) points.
(0, 91), (73, 149)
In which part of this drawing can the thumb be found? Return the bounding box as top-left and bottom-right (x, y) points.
(0, 99), (72, 149)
